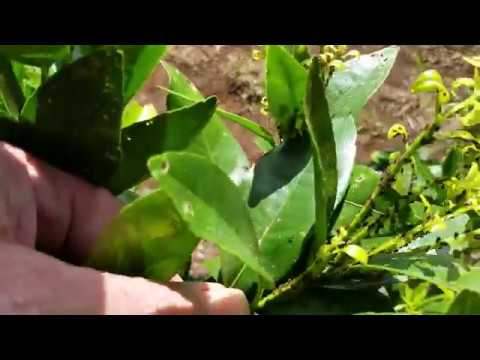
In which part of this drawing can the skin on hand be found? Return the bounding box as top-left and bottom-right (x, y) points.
(0, 142), (250, 315)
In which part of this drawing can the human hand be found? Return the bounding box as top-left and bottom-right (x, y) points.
(0, 142), (249, 315)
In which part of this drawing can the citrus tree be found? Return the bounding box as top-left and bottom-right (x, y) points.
(2, 44), (480, 315)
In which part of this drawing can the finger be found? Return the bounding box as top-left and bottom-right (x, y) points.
(163, 282), (251, 315)
(5, 143), (122, 263)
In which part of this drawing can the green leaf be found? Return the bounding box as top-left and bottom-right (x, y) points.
(0, 56), (25, 118)
(344, 245), (369, 265)
(162, 62), (249, 177)
(11, 62), (41, 99)
(148, 152), (274, 286)
(406, 214), (470, 252)
(157, 85), (275, 146)
(333, 115), (357, 206)
(248, 133), (311, 207)
(454, 269), (480, 294)
(265, 45), (308, 137)
(216, 107), (275, 147)
(363, 253), (466, 291)
(333, 165), (382, 231)
(261, 287), (392, 315)
(448, 290), (480, 314)
(305, 56), (337, 250)
(281, 45), (311, 64)
(119, 45), (168, 103)
(108, 97), (217, 195)
(443, 147), (464, 179)
(0, 45), (71, 66)
(87, 189), (198, 282)
(0, 50), (124, 187)
(35, 49), (123, 186)
(327, 46), (400, 120)
(121, 100), (158, 129)
(251, 162), (315, 281)
(393, 163), (413, 196)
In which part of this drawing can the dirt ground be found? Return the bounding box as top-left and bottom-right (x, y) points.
(138, 45), (480, 164)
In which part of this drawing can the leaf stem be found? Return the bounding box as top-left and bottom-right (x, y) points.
(255, 101), (448, 311)
(158, 86), (276, 146)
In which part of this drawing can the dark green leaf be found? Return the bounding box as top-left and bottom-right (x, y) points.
(87, 189), (198, 282)
(0, 45), (71, 66)
(0, 50), (124, 186)
(443, 147), (464, 179)
(148, 152), (274, 286)
(448, 290), (480, 314)
(33, 49), (123, 186)
(108, 97), (217, 195)
(305, 57), (337, 250)
(248, 133), (311, 207)
(266, 45), (308, 137)
(261, 287), (392, 315)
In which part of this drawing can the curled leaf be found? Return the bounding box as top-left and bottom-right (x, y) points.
(252, 49), (263, 61)
(413, 69), (443, 84)
(411, 69), (450, 104)
(463, 55), (480, 68)
(343, 244), (369, 265)
(451, 77), (476, 97)
(460, 103), (480, 127)
(387, 124), (409, 141)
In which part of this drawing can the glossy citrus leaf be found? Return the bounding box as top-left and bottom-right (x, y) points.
(0, 50), (124, 187)
(108, 97), (217, 194)
(327, 46), (400, 120)
(87, 189), (198, 282)
(265, 45), (308, 137)
(162, 62), (250, 177)
(248, 133), (311, 207)
(305, 56), (337, 250)
(148, 152), (274, 286)
(333, 165), (381, 231)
